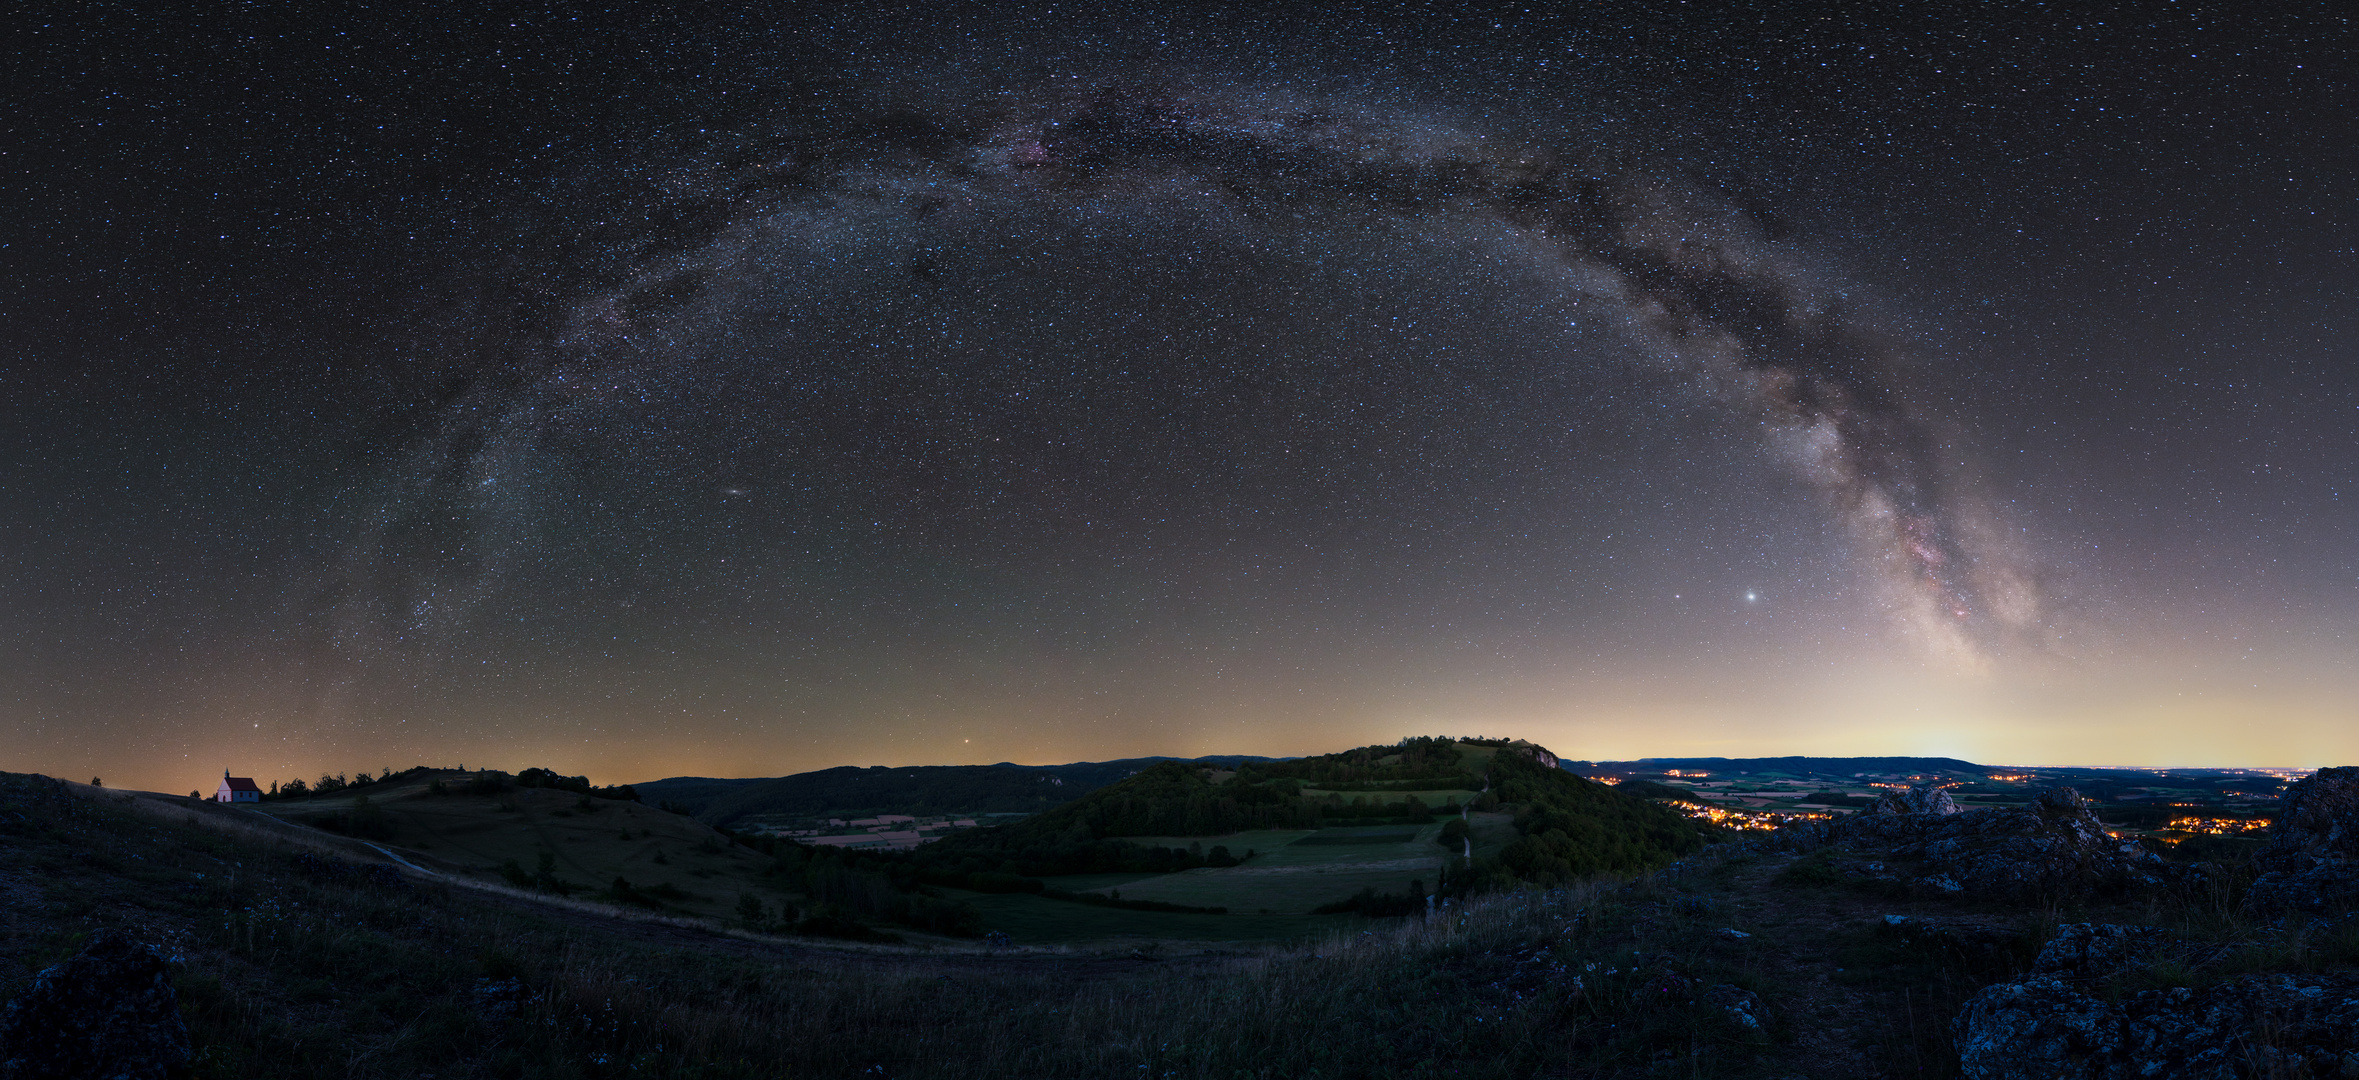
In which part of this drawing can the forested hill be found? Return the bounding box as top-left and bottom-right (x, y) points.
(915, 737), (1715, 884)
(634, 756), (1281, 826)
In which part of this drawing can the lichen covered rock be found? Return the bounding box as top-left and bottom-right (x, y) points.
(0, 929), (191, 1080)
(1869, 783), (1960, 816)
(1782, 787), (2168, 902)
(2245, 766), (2359, 914)
(2030, 923), (2173, 980)
(1955, 970), (2359, 1080)
(2262, 766), (2359, 865)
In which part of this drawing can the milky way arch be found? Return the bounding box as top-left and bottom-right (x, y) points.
(337, 80), (2039, 673)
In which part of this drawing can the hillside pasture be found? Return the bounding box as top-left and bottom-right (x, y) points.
(1093, 824), (1453, 913)
(247, 770), (777, 922)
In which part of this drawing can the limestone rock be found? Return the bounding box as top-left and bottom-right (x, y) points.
(2245, 767), (2359, 914)
(1955, 971), (2359, 1080)
(1953, 974), (2115, 1080)
(1788, 787), (2167, 902)
(1704, 983), (1764, 1030)
(1500, 739), (1560, 771)
(0, 930), (192, 1080)
(2260, 766), (2359, 866)
(1869, 783), (1960, 816)
(2244, 861), (2359, 915)
(2031, 923), (2175, 980)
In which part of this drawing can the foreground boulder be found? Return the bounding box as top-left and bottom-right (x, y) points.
(0, 930), (191, 1080)
(1955, 969), (2359, 1080)
(1781, 787), (2168, 901)
(2029, 923), (2173, 980)
(2245, 766), (2359, 914)
(2262, 767), (2359, 863)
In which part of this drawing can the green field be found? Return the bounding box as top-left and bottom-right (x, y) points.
(1079, 822), (1503, 913)
(1119, 828), (1319, 854)
(941, 887), (1353, 943)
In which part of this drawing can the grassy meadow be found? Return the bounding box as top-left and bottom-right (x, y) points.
(1095, 814), (1522, 915)
(244, 770), (779, 924)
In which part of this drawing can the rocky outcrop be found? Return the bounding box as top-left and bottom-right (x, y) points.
(2261, 766), (2359, 864)
(1704, 983), (1764, 1030)
(2030, 923), (2173, 980)
(0, 930), (191, 1080)
(2245, 766), (2359, 914)
(1781, 787), (2168, 902)
(1501, 739), (1559, 771)
(2243, 862), (2359, 915)
(1870, 783), (1960, 816)
(1955, 970), (2359, 1080)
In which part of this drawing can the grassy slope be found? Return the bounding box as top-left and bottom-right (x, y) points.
(249, 771), (778, 922)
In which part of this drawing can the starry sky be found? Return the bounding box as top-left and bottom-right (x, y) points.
(8, 3), (2355, 794)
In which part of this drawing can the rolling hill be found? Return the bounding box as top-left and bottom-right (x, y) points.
(244, 768), (778, 924)
(634, 755), (1285, 826)
(907, 736), (1717, 899)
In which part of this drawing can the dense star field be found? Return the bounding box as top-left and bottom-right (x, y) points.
(6, 3), (2354, 790)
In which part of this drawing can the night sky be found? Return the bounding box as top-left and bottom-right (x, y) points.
(8, 3), (2355, 794)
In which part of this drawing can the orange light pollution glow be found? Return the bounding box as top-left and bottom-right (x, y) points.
(47, 640), (2359, 797)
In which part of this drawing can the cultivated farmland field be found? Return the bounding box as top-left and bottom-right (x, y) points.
(1080, 820), (1524, 913)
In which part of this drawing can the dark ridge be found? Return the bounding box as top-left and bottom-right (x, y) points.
(633, 755), (1286, 825)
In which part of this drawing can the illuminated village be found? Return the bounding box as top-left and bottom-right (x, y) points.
(1569, 758), (2292, 841)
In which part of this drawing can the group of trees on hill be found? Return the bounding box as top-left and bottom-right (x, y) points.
(1244, 736), (1470, 785)
(258, 766), (639, 803)
(1459, 747), (1714, 889)
(509, 768), (641, 801)
(262, 764), (440, 800)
